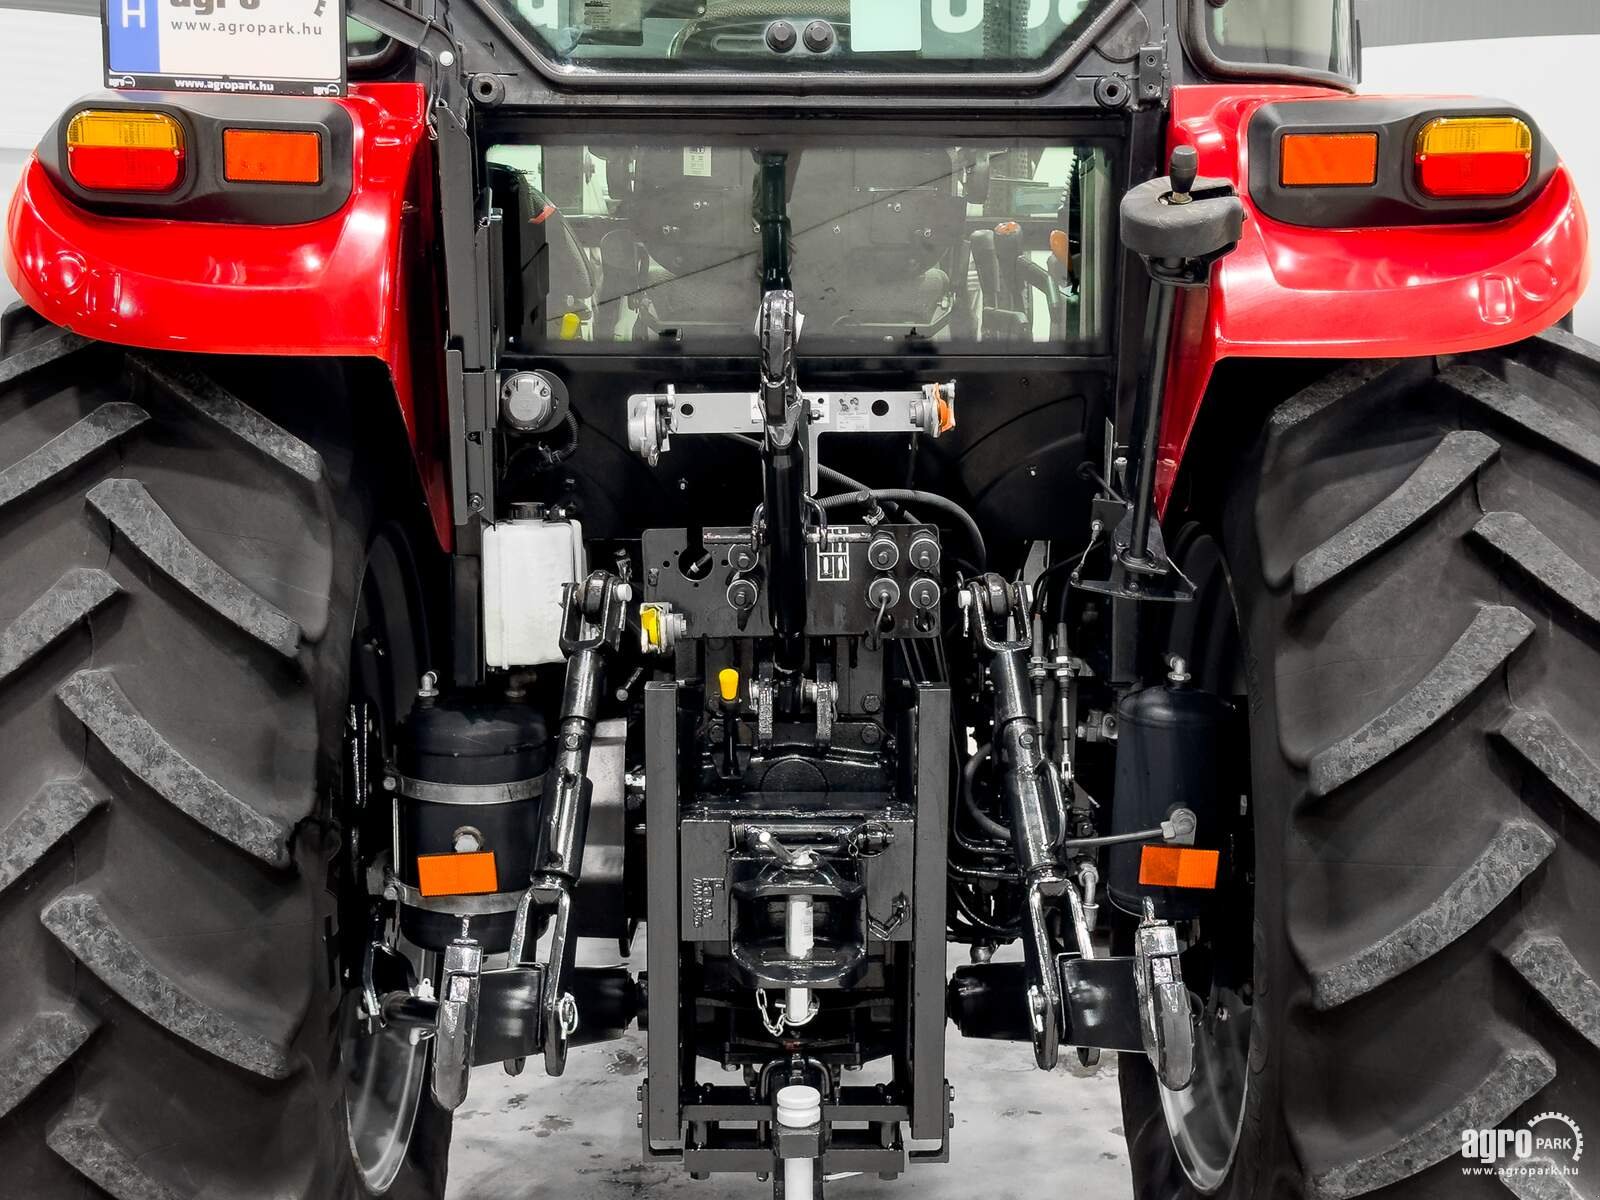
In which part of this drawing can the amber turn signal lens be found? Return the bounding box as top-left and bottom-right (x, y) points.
(1279, 132), (1379, 188)
(222, 128), (322, 185)
(1415, 116), (1533, 198)
(65, 109), (185, 193)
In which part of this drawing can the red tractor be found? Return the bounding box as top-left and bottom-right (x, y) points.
(1, 1), (1594, 1197)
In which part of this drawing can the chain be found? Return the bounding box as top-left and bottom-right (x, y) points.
(756, 987), (819, 1037)
(756, 987), (787, 1038)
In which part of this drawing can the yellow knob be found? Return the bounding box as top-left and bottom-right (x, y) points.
(640, 606), (661, 648)
(718, 668), (740, 704)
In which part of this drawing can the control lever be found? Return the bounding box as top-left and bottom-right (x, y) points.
(508, 570), (630, 1077)
(1079, 146), (1243, 602)
(993, 220), (1025, 312)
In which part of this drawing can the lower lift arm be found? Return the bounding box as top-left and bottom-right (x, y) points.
(959, 574), (1195, 1087)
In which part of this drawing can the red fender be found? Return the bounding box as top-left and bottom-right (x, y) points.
(1157, 84), (1592, 511)
(3, 82), (452, 549)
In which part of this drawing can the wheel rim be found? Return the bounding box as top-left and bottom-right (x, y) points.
(1158, 529), (1256, 1195)
(343, 965), (430, 1193)
(1160, 984), (1251, 1193)
(338, 528), (432, 1194)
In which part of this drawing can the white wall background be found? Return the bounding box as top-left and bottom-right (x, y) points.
(0, 6), (101, 311)
(0, 6), (1595, 342)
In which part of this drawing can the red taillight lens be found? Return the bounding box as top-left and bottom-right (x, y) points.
(65, 110), (185, 193)
(1415, 116), (1533, 198)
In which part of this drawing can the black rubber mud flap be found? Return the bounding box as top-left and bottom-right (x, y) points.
(1123, 327), (1600, 1200)
(0, 311), (447, 1198)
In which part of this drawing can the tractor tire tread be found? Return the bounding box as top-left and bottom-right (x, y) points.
(46, 1100), (183, 1200)
(56, 667), (292, 866)
(0, 1010), (98, 1122)
(85, 477), (302, 657)
(1306, 603), (1534, 797)
(0, 779), (106, 896)
(41, 890), (293, 1079)
(1292, 429), (1500, 596)
(0, 567), (124, 686)
(0, 401), (149, 511)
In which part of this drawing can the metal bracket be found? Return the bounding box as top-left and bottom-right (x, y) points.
(432, 926), (484, 1110)
(1135, 42), (1169, 107)
(753, 673), (777, 748)
(1134, 904), (1196, 1090)
(804, 678), (837, 747)
(627, 384), (955, 493)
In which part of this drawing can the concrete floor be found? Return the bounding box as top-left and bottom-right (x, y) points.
(445, 944), (1134, 1200)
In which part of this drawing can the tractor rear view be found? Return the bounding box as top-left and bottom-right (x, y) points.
(1, 2), (1596, 1198)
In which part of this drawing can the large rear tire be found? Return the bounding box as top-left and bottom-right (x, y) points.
(1123, 329), (1600, 1198)
(0, 315), (450, 1197)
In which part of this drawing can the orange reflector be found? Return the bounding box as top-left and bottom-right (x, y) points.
(1138, 845), (1220, 890)
(1279, 132), (1379, 188)
(65, 109), (185, 193)
(416, 851), (499, 897)
(1415, 116), (1533, 198)
(222, 128), (322, 185)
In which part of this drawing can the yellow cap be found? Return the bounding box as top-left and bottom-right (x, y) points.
(559, 312), (582, 340)
(640, 605), (661, 648)
(718, 668), (740, 704)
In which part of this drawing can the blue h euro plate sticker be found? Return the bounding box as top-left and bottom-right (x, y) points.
(103, 0), (347, 96)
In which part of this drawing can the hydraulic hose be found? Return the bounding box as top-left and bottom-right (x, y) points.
(719, 434), (870, 494)
(819, 488), (987, 568)
(960, 746), (1011, 841)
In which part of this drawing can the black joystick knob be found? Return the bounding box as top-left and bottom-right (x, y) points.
(1168, 145), (1199, 201)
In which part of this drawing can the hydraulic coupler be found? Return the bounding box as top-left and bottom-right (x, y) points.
(508, 569), (631, 1077)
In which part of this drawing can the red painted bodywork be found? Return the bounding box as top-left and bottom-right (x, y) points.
(3, 82), (452, 548)
(6, 79), (1590, 545)
(1156, 85), (1592, 511)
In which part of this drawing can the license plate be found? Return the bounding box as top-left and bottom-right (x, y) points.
(102, 0), (346, 97)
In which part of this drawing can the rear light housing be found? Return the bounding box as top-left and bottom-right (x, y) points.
(1415, 116), (1534, 199)
(1248, 98), (1551, 229)
(41, 96), (353, 224)
(65, 109), (185, 193)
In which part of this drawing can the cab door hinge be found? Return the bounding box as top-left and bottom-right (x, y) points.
(1135, 42), (1169, 107)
